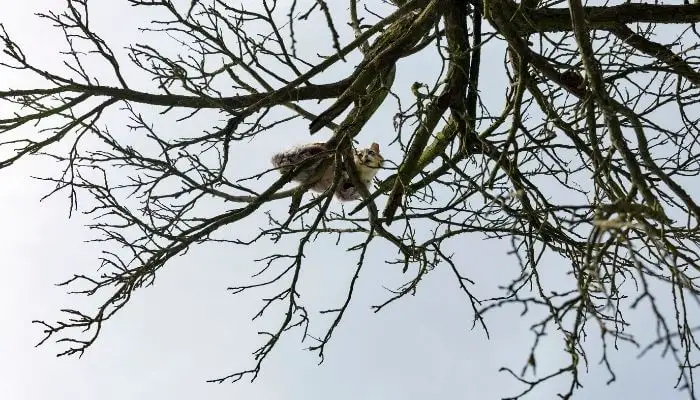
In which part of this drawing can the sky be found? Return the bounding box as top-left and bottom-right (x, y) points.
(0, 1), (694, 399)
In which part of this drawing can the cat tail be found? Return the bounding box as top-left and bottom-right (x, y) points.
(271, 151), (293, 174)
(271, 143), (329, 183)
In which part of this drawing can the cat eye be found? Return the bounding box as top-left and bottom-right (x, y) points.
(368, 151), (375, 156)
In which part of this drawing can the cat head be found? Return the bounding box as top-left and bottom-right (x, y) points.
(354, 142), (384, 169)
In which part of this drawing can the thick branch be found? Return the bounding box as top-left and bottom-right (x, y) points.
(524, 4), (700, 34)
(0, 79), (351, 110)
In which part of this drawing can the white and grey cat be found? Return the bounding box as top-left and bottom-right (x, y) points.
(271, 142), (384, 201)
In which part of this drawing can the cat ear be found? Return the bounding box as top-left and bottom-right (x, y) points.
(370, 142), (380, 153)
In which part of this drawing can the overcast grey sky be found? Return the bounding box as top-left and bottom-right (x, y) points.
(0, 1), (693, 399)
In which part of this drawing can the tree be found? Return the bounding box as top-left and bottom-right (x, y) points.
(2, 0), (700, 398)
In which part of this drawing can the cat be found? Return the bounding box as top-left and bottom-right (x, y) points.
(271, 142), (384, 201)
